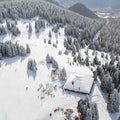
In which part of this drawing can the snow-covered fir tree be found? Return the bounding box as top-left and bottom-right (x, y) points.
(59, 68), (67, 80)
(28, 23), (32, 33)
(27, 59), (37, 73)
(100, 75), (114, 94)
(26, 44), (31, 54)
(107, 90), (119, 113)
(77, 97), (98, 120)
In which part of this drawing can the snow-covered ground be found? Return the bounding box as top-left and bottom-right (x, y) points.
(91, 83), (111, 120)
(0, 19), (87, 120)
(0, 19), (119, 120)
(91, 80), (120, 120)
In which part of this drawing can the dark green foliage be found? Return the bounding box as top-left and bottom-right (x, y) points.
(51, 57), (59, 69)
(59, 67), (67, 80)
(26, 44), (31, 54)
(93, 70), (97, 80)
(95, 19), (120, 55)
(96, 66), (104, 81)
(46, 54), (51, 64)
(77, 97), (98, 120)
(49, 30), (52, 38)
(74, 116), (79, 120)
(73, 56), (77, 63)
(107, 90), (119, 113)
(44, 39), (46, 43)
(100, 75), (114, 94)
(10, 23), (21, 36)
(48, 39), (51, 44)
(77, 53), (81, 64)
(52, 24), (60, 33)
(19, 46), (26, 56)
(0, 25), (7, 35)
(85, 56), (89, 66)
(28, 23), (32, 33)
(58, 51), (62, 55)
(27, 59), (37, 73)
(53, 43), (57, 48)
(56, 40), (58, 44)
(118, 116), (120, 120)
(113, 70), (120, 88)
(46, 54), (59, 69)
(35, 18), (45, 33)
(101, 53), (104, 58)
(0, 41), (27, 58)
(0, 52), (2, 60)
(93, 56), (99, 65)
(64, 50), (69, 55)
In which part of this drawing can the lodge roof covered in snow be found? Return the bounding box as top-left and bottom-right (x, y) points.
(63, 75), (94, 94)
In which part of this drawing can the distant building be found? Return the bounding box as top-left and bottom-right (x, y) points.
(63, 75), (94, 94)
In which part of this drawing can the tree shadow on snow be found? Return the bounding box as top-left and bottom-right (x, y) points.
(28, 32), (32, 39)
(35, 28), (45, 39)
(46, 63), (51, 70)
(0, 35), (6, 41)
(3, 56), (26, 66)
(20, 56), (26, 62)
(63, 89), (87, 99)
(55, 32), (58, 39)
(94, 80), (108, 103)
(27, 70), (36, 80)
(59, 80), (66, 88)
(109, 112), (120, 120)
(10, 34), (19, 41)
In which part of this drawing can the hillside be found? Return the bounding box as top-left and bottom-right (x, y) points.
(0, 0), (120, 120)
(53, 0), (120, 8)
(0, 0), (103, 39)
(45, 0), (61, 7)
(68, 3), (98, 19)
(0, 18), (119, 120)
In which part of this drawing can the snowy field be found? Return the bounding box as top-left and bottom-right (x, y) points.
(0, 19), (119, 120)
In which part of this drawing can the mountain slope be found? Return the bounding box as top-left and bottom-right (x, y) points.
(0, 1), (120, 120)
(0, 0), (103, 40)
(45, 0), (61, 7)
(53, 0), (120, 8)
(68, 3), (98, 19)
(0, 19), (114, 120)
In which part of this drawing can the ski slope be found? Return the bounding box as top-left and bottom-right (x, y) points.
(0, 19), (117, 120)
